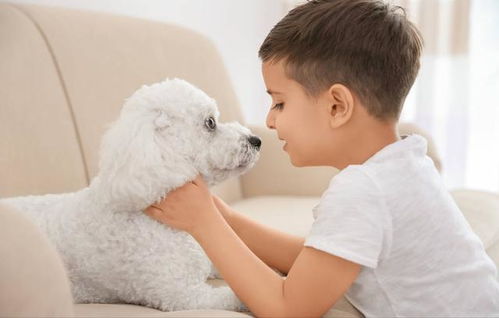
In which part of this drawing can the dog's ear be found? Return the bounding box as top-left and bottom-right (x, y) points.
(154, 110), (169, 130)
(97, 116), (168, 209)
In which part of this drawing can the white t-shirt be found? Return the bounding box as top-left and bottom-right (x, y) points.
(304, 134), (499, 317)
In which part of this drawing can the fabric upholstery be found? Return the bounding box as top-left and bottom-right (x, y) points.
(451, 189), (499, 265)
(0, 203), (74, 317)
(0, 4), (87, 197)
(73, 305), (252, 318)
(232, 195), (317, 236)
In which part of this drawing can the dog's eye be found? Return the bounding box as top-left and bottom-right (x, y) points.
(205, 117), (216, 131)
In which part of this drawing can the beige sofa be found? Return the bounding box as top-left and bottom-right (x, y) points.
(1, 3), (498, 317)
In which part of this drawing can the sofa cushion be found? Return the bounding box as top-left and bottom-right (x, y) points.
(231, 195), (318, 237)
(451, 189), (499, 266)
(0, 3), (88, 197)
(73, 305), (251, 317)
(0, 203), (74, 317)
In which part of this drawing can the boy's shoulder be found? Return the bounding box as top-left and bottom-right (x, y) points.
(324, 165), (381, 202)
(365, 134), (428, 166)
(326, 134), (433, 197)
(354, 134), (429, 177)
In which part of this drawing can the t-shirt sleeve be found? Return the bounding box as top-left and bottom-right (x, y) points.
(304, 167), (391, 268)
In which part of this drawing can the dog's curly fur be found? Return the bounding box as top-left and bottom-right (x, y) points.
(0, 78), (260, 311)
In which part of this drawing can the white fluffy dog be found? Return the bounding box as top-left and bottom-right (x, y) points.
(1, 79), (261, 311)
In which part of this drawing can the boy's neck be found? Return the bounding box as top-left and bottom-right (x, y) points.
(335, 114), (399, 170)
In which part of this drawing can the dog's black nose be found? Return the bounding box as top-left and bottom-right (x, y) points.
(248, 136), (261, 150)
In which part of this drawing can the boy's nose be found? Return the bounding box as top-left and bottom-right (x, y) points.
(266, 110), (275, 130)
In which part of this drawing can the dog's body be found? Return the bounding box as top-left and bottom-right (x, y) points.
(1, 79), (260, 311)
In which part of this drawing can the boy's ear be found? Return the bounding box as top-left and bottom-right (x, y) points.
(325, 83), (354, 129)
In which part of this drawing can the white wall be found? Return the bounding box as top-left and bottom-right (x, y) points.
(8, 0), (287, 125)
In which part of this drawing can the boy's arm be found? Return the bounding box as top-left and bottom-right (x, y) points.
(212, 195), (304, 274)
(192, 208), (360, 317)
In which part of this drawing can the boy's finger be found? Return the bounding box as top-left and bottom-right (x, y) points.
(145, 206), (163, 218)
(192, 174), (206, 187)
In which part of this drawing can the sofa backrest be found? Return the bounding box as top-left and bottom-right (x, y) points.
(0, 3), (245, 202)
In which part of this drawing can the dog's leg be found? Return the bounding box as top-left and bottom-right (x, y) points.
(114, 262), (246, 312)
(140, 281), (246, 312)
(177, 282), (246, 312)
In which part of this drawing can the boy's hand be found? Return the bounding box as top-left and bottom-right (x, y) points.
(144, 175), (220, 235)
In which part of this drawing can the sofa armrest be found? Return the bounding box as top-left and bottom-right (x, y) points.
(240, 122), (442, 198)
(450, 189), (499, 268)
(0, 203), (74, 317)
(240, 124), (337, 198)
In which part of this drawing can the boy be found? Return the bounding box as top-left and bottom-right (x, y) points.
(145, 0), (499, 316)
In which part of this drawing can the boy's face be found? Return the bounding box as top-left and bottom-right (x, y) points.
(262, 60), (333, 167)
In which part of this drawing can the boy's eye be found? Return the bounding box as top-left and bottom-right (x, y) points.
(272, 103), (284, 110)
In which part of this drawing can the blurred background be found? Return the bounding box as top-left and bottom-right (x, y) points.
(7, 0), (499, 193)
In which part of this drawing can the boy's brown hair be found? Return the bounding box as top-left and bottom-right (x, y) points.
(259, 0), (423, 121)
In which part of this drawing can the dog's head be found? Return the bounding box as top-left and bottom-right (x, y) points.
(97, 78), (260, 208)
